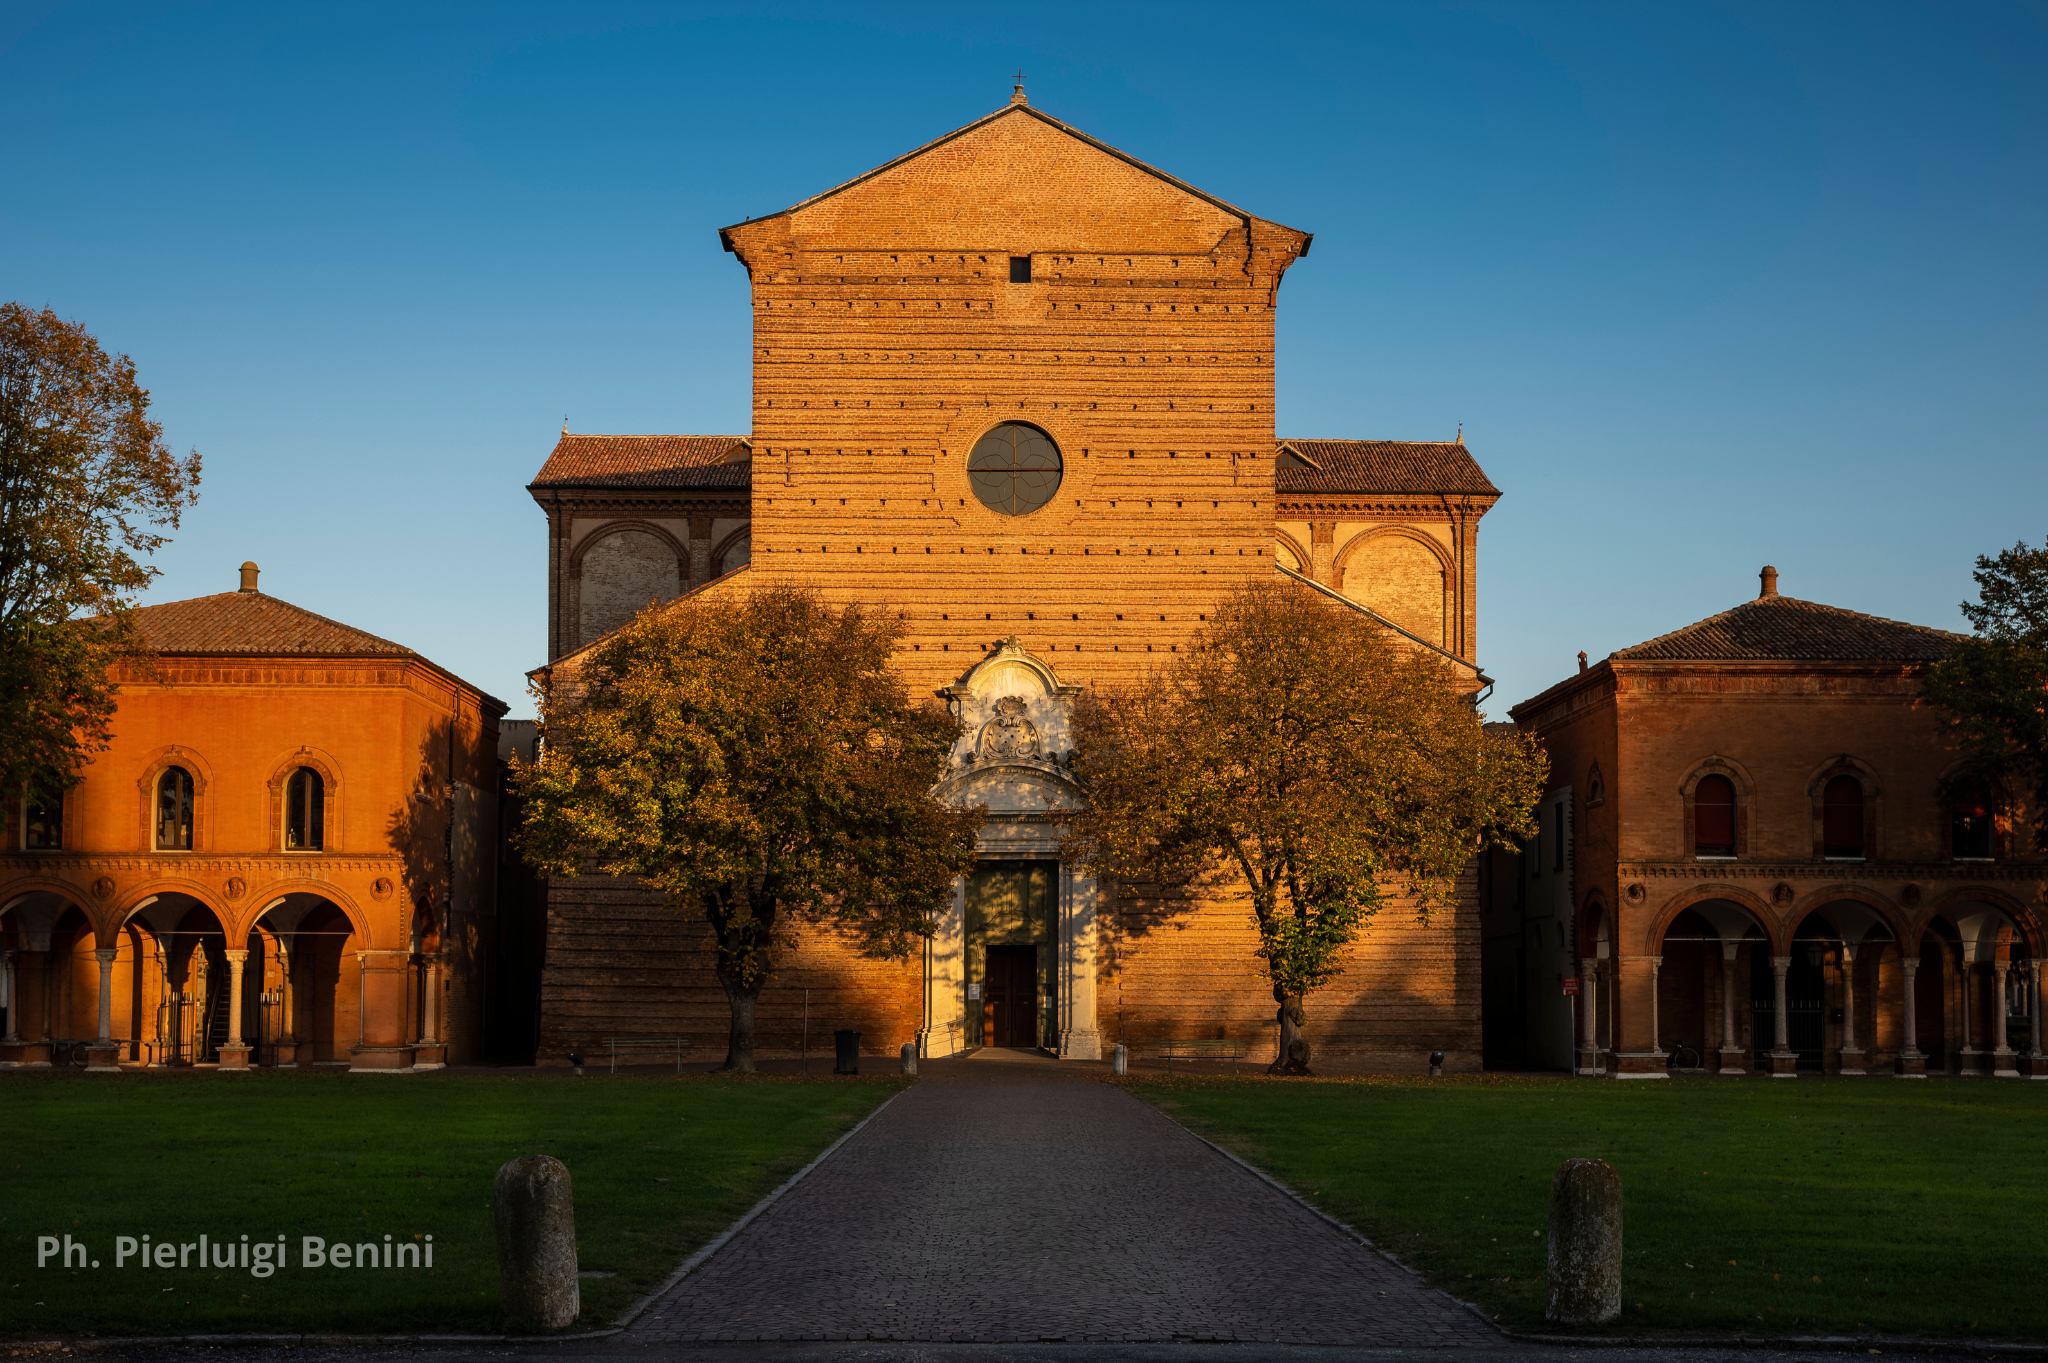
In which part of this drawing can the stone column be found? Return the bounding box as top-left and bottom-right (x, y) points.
(350, 950), (418, 1070)
(1898, 954), (1924, 1075)
(219, 948), (252, 1069)
(1577, 960), (1601, 1075)
(2028, 961), (2046, 1080)
(1650, 958), (1663, 1059)
(1057, 866), (1102, 1060)
(1958, 963), (1980, 1075)
(1838, 944), (1865, 1074)
(1991, 959), (2018, 1076)
(1769, 955), (1797, 1077)
(82, 947), (121, 1071)
(1717, 942), (1744, 1074)
(274, 946), (299, 1066)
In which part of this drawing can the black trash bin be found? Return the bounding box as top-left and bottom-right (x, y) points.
(833, 1029), (861, 1075)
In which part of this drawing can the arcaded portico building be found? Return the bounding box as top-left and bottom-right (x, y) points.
(1505, 568), (2046, 1078)
(528, 89), (1505, 1069)
(0, 565), (505, 1071)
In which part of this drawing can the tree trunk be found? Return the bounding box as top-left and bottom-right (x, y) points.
(1269, 994), (1313, 1075)
(715, 967), (760, 1073)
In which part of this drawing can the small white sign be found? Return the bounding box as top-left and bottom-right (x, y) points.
(967, 982), (982, 1000)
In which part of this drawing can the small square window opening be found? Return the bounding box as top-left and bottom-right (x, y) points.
(1008, 256), (1032, 283)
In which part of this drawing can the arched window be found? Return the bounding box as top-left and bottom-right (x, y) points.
(1952, 781), (1994, 860)
(156, 767), (194, 850)
(1822, 775), (1865, 858)
(1694, 774), (1736, 857)
(286, 767), (324, 851)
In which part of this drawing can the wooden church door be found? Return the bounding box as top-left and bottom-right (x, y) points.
(984, 945), (1038, 1047)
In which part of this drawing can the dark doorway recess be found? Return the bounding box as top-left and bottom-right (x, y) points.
(984, 945), (1038, 1047)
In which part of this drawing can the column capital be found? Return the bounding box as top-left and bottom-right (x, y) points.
(223, 948), (250, 964)
(94, 947), (117, 963)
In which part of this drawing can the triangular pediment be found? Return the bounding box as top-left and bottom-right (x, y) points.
(722, 104), (1303, 259)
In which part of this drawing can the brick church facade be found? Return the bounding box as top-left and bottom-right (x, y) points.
(527, 90), (1503, 1069)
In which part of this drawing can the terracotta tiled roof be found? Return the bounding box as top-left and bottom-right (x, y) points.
(129, 592), (417, 657)
(1610, 595), (1967, 663)
(529, 434), (751, 490)
(1275, 440), (1499, 496)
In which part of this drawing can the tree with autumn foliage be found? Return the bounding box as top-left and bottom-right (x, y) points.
(0, 303), (201, 807)
(1061, 581), (1546, 1074)
(515, 587), (984, 1071)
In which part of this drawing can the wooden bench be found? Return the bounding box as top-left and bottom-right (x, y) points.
(603, 1036), (692, 1074)
(1152, 1038), (1249, 1074)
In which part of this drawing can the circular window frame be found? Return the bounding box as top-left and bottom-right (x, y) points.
(966, 421), (1064, 518)
(933, 408), (1096, 523)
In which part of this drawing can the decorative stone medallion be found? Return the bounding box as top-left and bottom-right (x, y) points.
(1772, 882), (1794, 906)
(977, 695), (1041, 761)
(1901, 882), (1922, 907)
(1624, 882), (1646, 905)
(224, 876), (246, 900)
(91, 876), (116, 901)
(371, 876), (395, 900)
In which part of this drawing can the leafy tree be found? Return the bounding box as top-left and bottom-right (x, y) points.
(516, 587), (984, 1071)
(0, 303), (200, 805)
(1061, 582), (1546, 1074)
(1924, 537), (2048, 850)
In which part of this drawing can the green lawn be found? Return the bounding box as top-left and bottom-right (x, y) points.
(0, 1069), (901, 1338)
(1129, 1073), (2048, 1342)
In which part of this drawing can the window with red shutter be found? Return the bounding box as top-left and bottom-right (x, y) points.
(1694, 774), (1736, 856)
(1823, 775), (1864, 858)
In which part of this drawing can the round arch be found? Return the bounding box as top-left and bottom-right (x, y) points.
(569, 520), (690, 646)
(1788, 884), (1908, 948)
(116, 881), (235, 960)
(1330, 524), (1456, 583)
(710, 524), (751, 578)
(1919, 885), (2041, 956)
(232, 880), (373, 945)
(1646, 883), (1778, 954)
(1273, 529), (1311, 576)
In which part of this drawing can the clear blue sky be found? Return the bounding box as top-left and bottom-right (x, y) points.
(5, 1), (2043, 716)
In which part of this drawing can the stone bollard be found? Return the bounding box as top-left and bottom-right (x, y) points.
(1112, 1043), (1128, 1075)
(494, 1156), (579, 1329)
(1545, 1158), (1622, 1326)
(900, 1042), (917, 1075)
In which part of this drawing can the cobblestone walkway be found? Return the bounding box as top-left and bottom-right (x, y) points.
(627, 1050), (1504, 1347)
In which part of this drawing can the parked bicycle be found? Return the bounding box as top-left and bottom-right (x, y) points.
(1664, 1041), (1702, 1071)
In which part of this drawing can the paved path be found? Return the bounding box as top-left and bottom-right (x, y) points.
(627, 1049), (1504, 1347)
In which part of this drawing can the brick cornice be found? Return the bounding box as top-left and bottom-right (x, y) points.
(1615, 860), (2045, 881)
